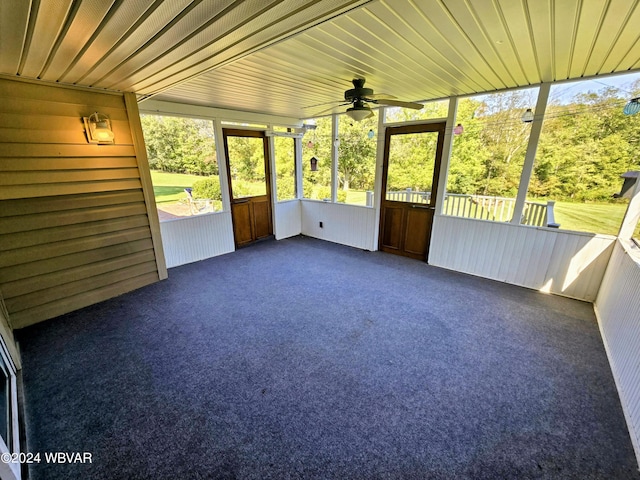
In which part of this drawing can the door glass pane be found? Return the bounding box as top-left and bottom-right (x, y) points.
(226, 136), (267, 198)
(386, 132), (438, 204)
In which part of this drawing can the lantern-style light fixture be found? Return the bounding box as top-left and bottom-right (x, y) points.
(84, 112), (115, 144)
(310, 156), (318, 171)
(453, 123), (464, 135)
(623, 97), (640, 115)
(521, 108), (534, 123)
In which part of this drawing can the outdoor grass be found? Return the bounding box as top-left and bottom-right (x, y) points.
(552, 200), (627, 236)
(150, 170), (207, 204)
(151, 171), (630, 236)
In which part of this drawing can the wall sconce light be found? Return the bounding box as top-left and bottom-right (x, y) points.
(453, 123), (464, 135)
(521, 108), (534, 123)
(623, 97), (640, 115)
(84, 112), (115, 144)
(310, 156), (318, 171)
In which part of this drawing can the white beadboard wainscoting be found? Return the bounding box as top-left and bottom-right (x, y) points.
(429, 215), (615, 302)
(595, 240), (640, 461)
(160, 212), (235, 268)
(301, 200), (377, 251)
(274, 200), (302, 240)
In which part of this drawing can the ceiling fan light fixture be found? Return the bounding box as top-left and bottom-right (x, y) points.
(346, 105), (372, 122)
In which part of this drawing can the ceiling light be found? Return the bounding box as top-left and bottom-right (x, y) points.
(346, 101), (373, 122)
(623, 97), (640, 115)
(521, 108), (534, 123)
(84, 112), (115, 144)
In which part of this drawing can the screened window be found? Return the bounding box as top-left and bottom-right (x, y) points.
(524, 74), (640, 235)
(140, 115), (223, 221)
(302, 117), (332, 201)
(274, 136), (296, 201)
(444, 88), (539, 223)
(336, 113), (377, 206)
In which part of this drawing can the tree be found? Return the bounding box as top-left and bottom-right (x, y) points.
(337, 114), (377, 191)
(141, 115), (218, 176)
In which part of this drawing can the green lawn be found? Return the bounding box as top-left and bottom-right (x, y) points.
(552, 200), (627, 236)
(150, 170), (207, 204)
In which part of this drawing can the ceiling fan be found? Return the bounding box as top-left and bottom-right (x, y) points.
(310, 78), (424, 121)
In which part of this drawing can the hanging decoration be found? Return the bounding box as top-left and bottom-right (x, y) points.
(367, 129), (375, 139)
(521, 108), (534, 123)
(453, 123), (464, 135)
(623, 97), (640, 115)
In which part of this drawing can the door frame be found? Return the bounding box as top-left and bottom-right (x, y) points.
(378, 122), (446, 260)
(222, 128), (274, 247)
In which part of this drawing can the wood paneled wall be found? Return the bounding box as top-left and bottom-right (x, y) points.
(274, 200), (301, 241)
(301, 200), (376, 251)
(0, 77), (166, 329)
(595, 240), (640, 462)
(429, 215), (615, 302)
(160, 212), (235, 268)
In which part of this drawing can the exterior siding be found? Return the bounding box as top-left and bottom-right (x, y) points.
(0, 78), (164, 328)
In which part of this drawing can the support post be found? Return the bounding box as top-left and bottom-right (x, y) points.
(124, 92), (168, 280)
(511, 83), (551, 224)
(434, 97), (458, 215)
(372, 109), (386, 250)
(331, 113), (339, 203)
(295, 134), (303, 199)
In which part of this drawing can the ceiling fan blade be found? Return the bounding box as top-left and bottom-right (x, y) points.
(304, 99), (345, 109)
(311, 102), (351, 115)
(364, 93), (396, 100)
(372, 99), (423, 110)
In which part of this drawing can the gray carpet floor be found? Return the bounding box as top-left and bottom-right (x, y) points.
(15, 235), (640, 479)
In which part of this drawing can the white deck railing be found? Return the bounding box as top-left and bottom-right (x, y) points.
(381, 189), (558, 228)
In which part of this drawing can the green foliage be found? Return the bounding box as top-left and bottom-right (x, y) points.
(301, 115), (376, 203)
(446, 83), (640, 202)
(529, 84), (640, 202)
(145, 79), (640, 209)
(274, 136), (296, 201)
(191, 176), (222, 200)
(230, 180), (252, 197)
(227, 136), (265, 183)
(141, 115), (218, 176)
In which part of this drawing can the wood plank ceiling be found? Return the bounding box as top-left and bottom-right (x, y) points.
(1, 0), (639, 119)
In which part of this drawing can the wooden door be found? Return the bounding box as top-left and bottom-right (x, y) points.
(379, 123), (446, 261)
(223, 129), (273, 247)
